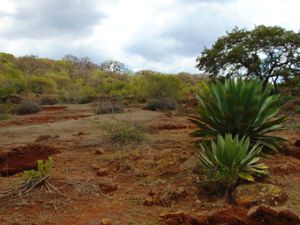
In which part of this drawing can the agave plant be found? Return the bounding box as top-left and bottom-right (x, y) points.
(198, 134), (268, 194)
(190, 79), (286, 151)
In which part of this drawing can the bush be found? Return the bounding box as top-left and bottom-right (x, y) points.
(15, 101), (41, 115)
(0, 114), (10, 120)
(145, 98), (177, 111)
(27, 76), (56, 94)
(95, 100), (123, 114)
(295, 106), (300, 114)
(40, 96), (59, 105)
(190, 79), (286, 152)
(104, 120), (144, 144)
(198, 134), (268, 196)
(143, 74), (182, 100)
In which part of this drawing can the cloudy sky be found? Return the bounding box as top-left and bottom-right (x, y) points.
(0, 0), (299, 73)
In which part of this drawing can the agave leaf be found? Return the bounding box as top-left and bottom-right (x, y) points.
(238, 172), (255, 182)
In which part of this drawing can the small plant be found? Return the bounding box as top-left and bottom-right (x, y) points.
(23, 157), (53, 183)
(198, 134), (268, 196)
(295, 106), (300, 114)
(104, 120), (144, 144)
(95, 100), (123, 114)
(145, 98), (177, 111)
(0, 114), (10, 120)
(190, 79), (286, 152)
(14, 100), (41, 115)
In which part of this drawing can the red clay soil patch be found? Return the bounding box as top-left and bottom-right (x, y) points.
(41, 105), (67, 111)
(0, 114), (90, 127)
(160, 206), (300, 225)
(0, 143), (59, 176)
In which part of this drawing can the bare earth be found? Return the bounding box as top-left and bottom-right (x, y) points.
(0, 104), (299, 225)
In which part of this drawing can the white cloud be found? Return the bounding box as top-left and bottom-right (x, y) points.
(0, 0), (299, 73)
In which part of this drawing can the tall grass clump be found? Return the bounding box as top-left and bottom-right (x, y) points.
(104, 120), (144, 145)
(190, 79), (286, 151)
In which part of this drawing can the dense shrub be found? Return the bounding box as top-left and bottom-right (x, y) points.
(103, 120), (144, 144)
(198, 134), (268, 196)
(27, 76), (56, 94)
(95, 100), (123, 114)
(145, 98), (177, 111)
(143, 74), (182, 100)
(40, 96), (59, 105)
(14, 101), (41, 115)
(190, 79), (286, 151)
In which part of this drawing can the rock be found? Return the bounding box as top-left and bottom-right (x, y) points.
(96, 168), (109, 176)
(100, 218), (112, 225)
(98, 180), (118, 193)
(144, 187), (188, 207)
(250, 205), (300, 225)
(233, 183), (288, 207)
(294, 140), (300, 147)
(160, 207), (300, 225)
(91, 164), (100, 170)
(95, 148), (104, 155)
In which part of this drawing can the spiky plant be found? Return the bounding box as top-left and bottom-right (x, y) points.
(190, 79), (286, 151)
(198, 134), (268, 195)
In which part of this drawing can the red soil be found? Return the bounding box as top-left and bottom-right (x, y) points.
(0, 143), (59, 176)
(161, 206), (300, 225)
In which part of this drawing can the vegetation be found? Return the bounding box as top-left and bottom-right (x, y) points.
(145, 98), (177, 111)
(23, 157), (53, 183)
(0, 53), (202, 105)
(104, 120), (144, 144)
(196, 25), (300, 91)
(95, 100), (123, 114)
(14, 101), (41, 115)
(198, 134), (268, 195)
(190, 79), (286, 151)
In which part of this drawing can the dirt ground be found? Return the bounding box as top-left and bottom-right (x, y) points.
(0, 104), (299, 225)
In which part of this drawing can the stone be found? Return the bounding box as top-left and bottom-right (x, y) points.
(98, 181), (118, 193)
(233, 183), (288, 207)
(100, 218), (112, 225)
(95, 149), (104, 155)
(294, 140), (300, 147)
(97, 168), (109, 176)
(91, 164), (100, 170)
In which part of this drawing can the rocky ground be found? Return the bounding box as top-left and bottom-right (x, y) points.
(0, 103), (299, 225)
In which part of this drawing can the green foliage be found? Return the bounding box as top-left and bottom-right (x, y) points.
(0, 114), (10, 120)
(190, 79), (286, 151)
(143, 74), (182, 100)
(15, 101), (41, 115)
(23, 157), (53, 182)
(145, 98), (177, 111)
(198, 134), (268, 195)
(104, 120), (144, 144)
(27, 76), (57, 94)
(295, 106), (300, 114)
(196, 25), (300, 90)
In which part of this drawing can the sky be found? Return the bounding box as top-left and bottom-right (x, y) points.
(0, 0), (299, 73)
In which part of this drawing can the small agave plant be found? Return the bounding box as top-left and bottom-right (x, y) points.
(190, 79), (287, 152)
(198, 134), (268, 195)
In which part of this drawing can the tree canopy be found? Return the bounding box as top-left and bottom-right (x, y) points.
(196, 25), (300, 90)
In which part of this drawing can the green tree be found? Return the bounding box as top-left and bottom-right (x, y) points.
(196, 25), (300, 90)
